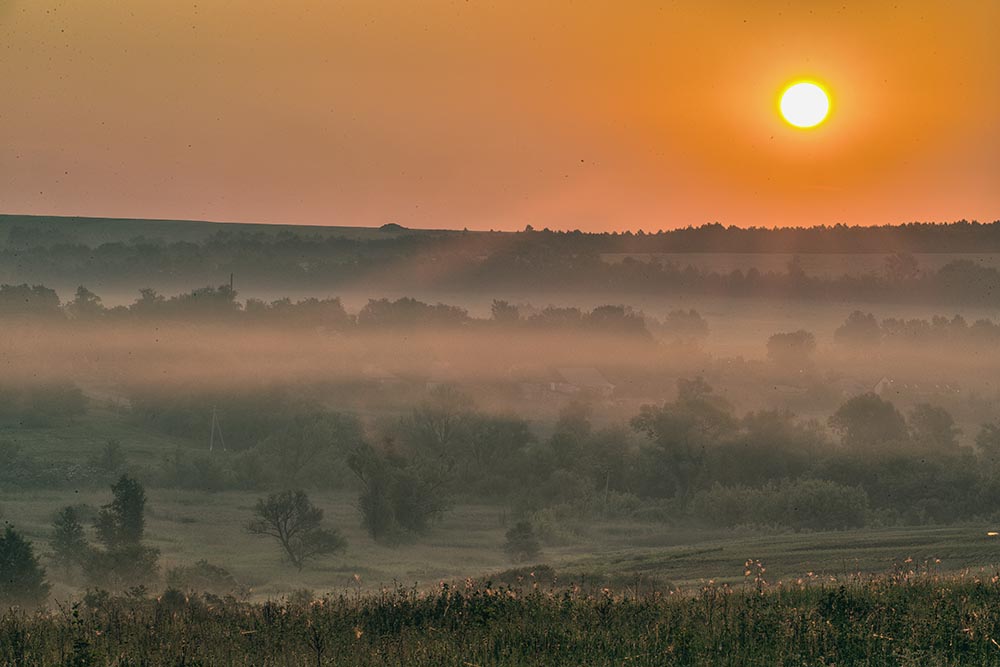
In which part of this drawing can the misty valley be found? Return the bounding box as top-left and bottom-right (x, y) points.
(3, 220), (1000, 665)
(4, 0), (999, 660)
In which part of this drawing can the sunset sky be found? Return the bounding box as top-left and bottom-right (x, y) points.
(2, 1), (997, 231)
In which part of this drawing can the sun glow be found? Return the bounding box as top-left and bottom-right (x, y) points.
(779, 82), (830, 128)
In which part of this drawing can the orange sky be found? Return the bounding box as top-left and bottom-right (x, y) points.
(1, 1), (997, 231)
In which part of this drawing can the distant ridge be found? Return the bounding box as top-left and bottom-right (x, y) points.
(1, 213), (999, 253)
(0, 214), (430, 247)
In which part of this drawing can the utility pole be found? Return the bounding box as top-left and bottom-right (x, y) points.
(209, 407), (227, 452)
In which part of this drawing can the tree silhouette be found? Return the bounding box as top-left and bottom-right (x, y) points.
(503, 521), (541, 563)
(85, 475), (159, 589)
(247, 490), (346, 570)
(829, 393), (909, 451)
(0, 526), (50, 606)
(50, 506), (89, 575)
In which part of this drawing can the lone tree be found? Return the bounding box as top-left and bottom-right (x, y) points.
(829, 393), (909, 451)
(503, 521), (541, 563)
(50, 506), (89, 575)
(348, 443), (452, 542)
(85, 475), (159, 589)
(908, 403), (961, 450)
(0, 526), (50, 607)
(248, 490), (346, 570)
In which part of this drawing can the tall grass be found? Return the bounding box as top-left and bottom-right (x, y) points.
(4, 568), (1000, 666)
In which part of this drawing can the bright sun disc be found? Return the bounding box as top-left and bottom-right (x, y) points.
(780, 82), (830, 128)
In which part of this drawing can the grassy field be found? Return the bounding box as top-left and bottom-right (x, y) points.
(3, 406), (1000, 602)
(6, 573), (1000, 666)
(4, 484), (1000, 602)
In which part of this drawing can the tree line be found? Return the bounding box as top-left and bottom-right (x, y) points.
(3, 222), (1000, 305)
(5, 379), (1000, 607)
(11, 380), (997, 530)
(0, 282), (662, 337)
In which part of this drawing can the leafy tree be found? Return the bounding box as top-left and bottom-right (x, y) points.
(660, 309), (709, 341)
(503, 521), (541, 563)
(255, 412), (362, 487)
(402, 385), (475, 461)
(908, 404), (961, 450)
(631, 378), (736, 504)
(85, 476), (159, 589)
(0, 526), (50, 606)
(0, 283), (62, 318)
(357, 297), (468, 328)
(465, 414), (534, 489)
(65, 285), (105, 319)
(834, 311), (881, 347)
(348, 443), (452, 541)
(95, 476), (147, 549)
(490, 299), (520, 323)
(706, 410), (822, 488)
(355, 467), (396, 541)
(585, 305), (650, 338)
(50, 506), (89, 575)
(548, 401), (593, 470)
(247, 490), (346, 570)
(829, 393), (909, 451)
(129, 287), (165, 315)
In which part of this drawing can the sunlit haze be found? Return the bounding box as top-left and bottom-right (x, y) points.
(1, 1), (997, 230)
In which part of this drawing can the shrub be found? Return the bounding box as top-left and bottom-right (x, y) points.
(503, 521), (541, 563)
(691, 479), (869, 531)
(165, 560), (242, 597)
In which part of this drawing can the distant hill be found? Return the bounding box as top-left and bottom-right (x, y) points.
(0, 214), (430, 247)
(2, 214), (998, 253)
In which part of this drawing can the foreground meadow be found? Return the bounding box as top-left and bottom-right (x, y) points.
(5, 571), (1000, 666)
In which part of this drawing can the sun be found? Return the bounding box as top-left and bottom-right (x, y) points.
(779, 81), (830, 128)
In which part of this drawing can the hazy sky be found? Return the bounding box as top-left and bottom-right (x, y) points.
(2, 1), (997, 231)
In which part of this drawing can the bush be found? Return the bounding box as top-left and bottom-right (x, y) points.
(690, 479), (869, 531)
(503, 521), (541, 563)
(165, 560), (243, 598)
(159, 449), (228, 491)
